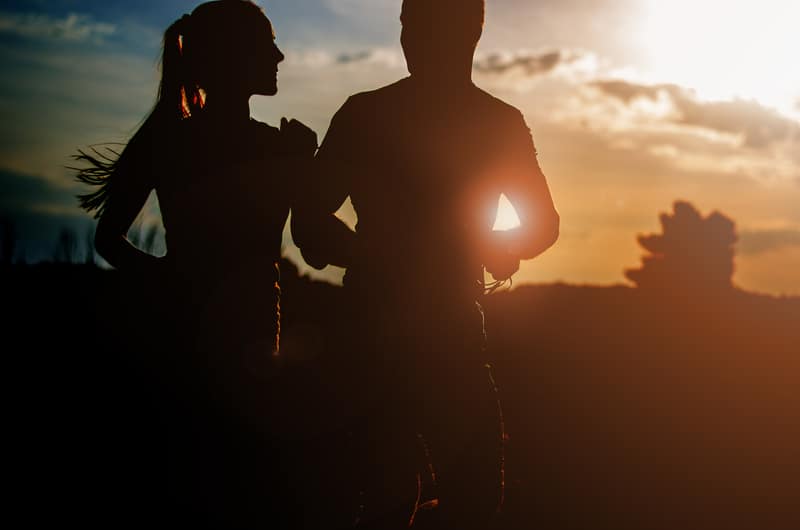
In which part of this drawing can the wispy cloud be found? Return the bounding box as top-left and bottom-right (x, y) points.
(474, 49), (580, 77)
(319, 0), (397, 19)
(588, 80), (680, 104)
(739, 228), (800, 256)
(335, 48), (403, 68)
(0, 167), (78, 216)
(472, 48), (600, 93)
(0, 41), (158, 183)
(589, 80), (800, 149)
(282, 47), (404, 69)
(0, 12), (116, 43)
(336, 50), (372, 64)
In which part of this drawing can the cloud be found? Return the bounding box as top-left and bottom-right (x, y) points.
(675, 98), (800, 150)
(471, 49), (599, 93)
(320, 0), (397, 19)
(474, 50), (578, 77)
(589, 80), (800, 149)
(336, 50), (372, 64)
(0, 167), (78, 216)
(0, 166), (93, 262)
(0, 41), (159, 183)
(311, 47), (587, 76)
(280, 47), (405, 70)
(334, 48), (403, 67)
(738, 228), (800, 256)
(589, 80), (680, 104)
(0, 12), (116, 43)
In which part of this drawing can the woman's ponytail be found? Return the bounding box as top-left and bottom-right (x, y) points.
(73, 13), (198, 218)
(159, 14), (201, 120)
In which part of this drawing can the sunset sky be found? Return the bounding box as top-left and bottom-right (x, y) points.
(1, 0), (799, 295)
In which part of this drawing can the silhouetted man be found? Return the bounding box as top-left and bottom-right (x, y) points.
(292, 0), (559, 527)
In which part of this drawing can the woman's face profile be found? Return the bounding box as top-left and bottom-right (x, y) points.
(248, 17), (284, 96)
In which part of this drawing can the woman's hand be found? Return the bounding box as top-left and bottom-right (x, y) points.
(280, 117), (317, 158)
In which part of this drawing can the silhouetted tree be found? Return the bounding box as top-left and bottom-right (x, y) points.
(0, 218), (16, 265)
(53, 228), (78, 264)
(83, 225), (96, 265)
(625, 201), (737, 293)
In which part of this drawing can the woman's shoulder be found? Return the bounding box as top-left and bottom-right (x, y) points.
(249, 118), (281, 140)
(244, 118), (283, 154)
(177, 115), (280, 141)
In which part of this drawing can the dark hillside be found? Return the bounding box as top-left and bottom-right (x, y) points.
(2, 263), (798, 528)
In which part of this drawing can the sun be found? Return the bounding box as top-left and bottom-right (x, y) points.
(493, 194), (521, 231)
(640, 0), (800, 114)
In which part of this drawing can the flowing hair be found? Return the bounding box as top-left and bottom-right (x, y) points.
(74, 1), (267, 218)
(72, 13), (202, 218)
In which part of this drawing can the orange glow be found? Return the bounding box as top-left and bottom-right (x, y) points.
(641, 0), (800, 111)
(493, 194), (521, 231)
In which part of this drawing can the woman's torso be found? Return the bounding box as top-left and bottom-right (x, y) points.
(152, 117), (292, 350)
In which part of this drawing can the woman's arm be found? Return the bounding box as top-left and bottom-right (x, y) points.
(291, 98), (360, 270)
(94, 169), (160, 272)
(291, 163), (358, 269)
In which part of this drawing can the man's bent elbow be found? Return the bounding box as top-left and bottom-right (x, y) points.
(545, 209), (560, 249)
(519, 209), (559, 260)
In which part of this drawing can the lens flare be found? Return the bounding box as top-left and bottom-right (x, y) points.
(493, 194), (521, 231)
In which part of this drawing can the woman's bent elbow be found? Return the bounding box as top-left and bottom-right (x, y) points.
(93, 228), (112, 264)
(94, 224), (123, 267)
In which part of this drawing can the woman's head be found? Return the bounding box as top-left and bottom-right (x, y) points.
(74, 1), (284, 217)
(162, 0), (284, 117)
(187, 1), (283, 95)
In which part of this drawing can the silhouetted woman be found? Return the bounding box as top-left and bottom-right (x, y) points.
(73, 1), (316, 525)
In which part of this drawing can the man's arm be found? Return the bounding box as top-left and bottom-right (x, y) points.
(291, 98), (360, 270)
(484, 109), (559, 277)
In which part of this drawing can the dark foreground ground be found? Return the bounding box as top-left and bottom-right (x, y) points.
(3, 263), (799, 529)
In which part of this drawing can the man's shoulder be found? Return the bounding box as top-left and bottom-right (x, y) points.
(471, 86), (527, 123)
(341, 78), (410, 110)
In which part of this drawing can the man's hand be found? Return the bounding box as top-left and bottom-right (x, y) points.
(280, 117), (318, 158)
(483, 237), (520, 282)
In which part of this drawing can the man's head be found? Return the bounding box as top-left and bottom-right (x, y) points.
(400, 0), (485, 81)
